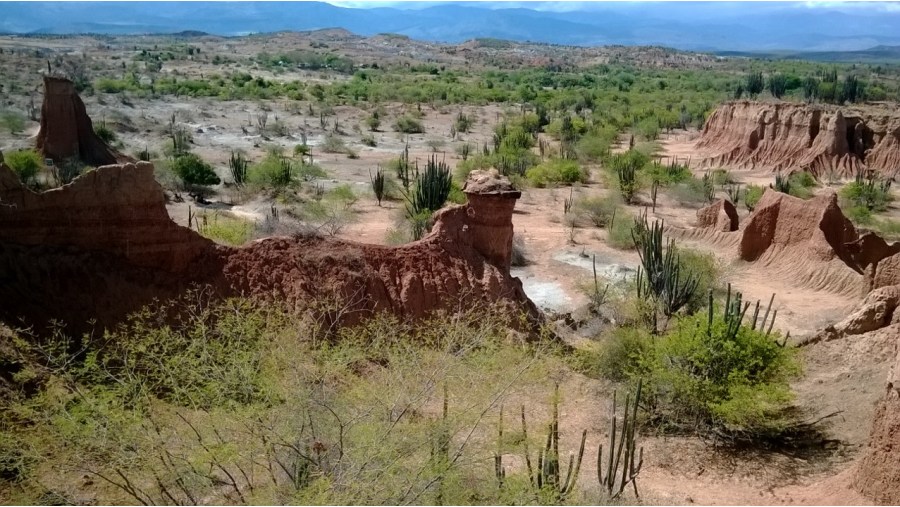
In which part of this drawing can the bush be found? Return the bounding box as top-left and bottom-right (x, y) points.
(576, 194), (621, 228)
(525, 158), (586, 187)
(644, 161), (691, 186)
(4, 150), (43, 185)
(744, 184), (765, 211)
(639, 308), (801, 439)
(669, 177), (712, 207)
(321, 133), (348, 153)
(361, 133), (376, 147)
(840, 177), (892, 212)
(196, 213), (254, 246)
(575, 134), (612, 162)
(172, 153), (220, 187)
(249, 154), (327, 187)
(675, 247), (722, 313)
(393, 115), (424, 134)
(94, 121), (116, 144)
(1, 109), (26, 134)
(595, 326), (652, 381)
(787, 171), (816, 199)
(607, 150), (648, 202)
(607, 210), (636, 250)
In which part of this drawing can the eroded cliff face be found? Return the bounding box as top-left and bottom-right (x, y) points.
(853, 341), (900, 504)
(35, 76), (129, 166)
(0, 164), (540, 333)
(697, 101), (900, 178)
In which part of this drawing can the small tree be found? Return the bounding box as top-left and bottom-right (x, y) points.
(173, 153), (220, 201)
(745, 71), (764, 98)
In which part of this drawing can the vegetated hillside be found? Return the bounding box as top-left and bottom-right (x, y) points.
(717, 45), (900, 64)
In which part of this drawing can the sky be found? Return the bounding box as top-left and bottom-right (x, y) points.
(325, 0), (900, 12)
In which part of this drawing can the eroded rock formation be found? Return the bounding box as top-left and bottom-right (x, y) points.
(696, 198), (738, 232)
(853, 338), (900, 504)
(697, 101), (900, 178)
(738, 189), (859, 267)
(0, 164), (541, 333)
(35, 76), (129, 166)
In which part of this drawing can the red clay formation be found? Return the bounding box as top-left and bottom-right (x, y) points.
(738, 189), (859, 266)
(0, 164), (540, 333)
(697, 101), (900, 178)
(696, 198), (738, 232)
(853, 340), (900, 504)
(35, 76), (130, 167)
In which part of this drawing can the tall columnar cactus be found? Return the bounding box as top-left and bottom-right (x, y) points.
(228, 151), (248, 186)
(708, 284), (788, 346)
(369, 166), (385, 206)
(774, 171), (791, 194)
(396, 143), (416, 190)
(404, 154), (452, 219)
(634, 216), (700, 321)
(598, 379), (644, 499)
(521, 385), (586, 501)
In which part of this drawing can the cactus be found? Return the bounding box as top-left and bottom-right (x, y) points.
(521, 385), (586, 501)
(702, 171), (715, 202)
(650, 179), (660, 212)
(494, 405), (506, 489)
(633, 216), (700, 322)
(612, 154), (639, 203)
(589, 254), (610, 314)
(430, 385), (451, 505)
(598, 379), (644, 499)
(563, 187), (574, 215)
(396, 143), (416, 190)
(725, 183), (741, 205)
(369, 166), (385, 206)
(708, 284), (787, 345)
(228, 151), (248, 186)
(274, 157), (293, 186)
(774, 171), (791, 194)
(404, 154), (452, 219)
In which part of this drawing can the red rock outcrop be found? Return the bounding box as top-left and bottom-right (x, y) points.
(696, 198), (738, 232)
(697, 101), (900, 179)
(738, 188), (859, 266)
(35, 76), (129, 166)
(853, 339), (900, 504)
(0, 165), (541, 333)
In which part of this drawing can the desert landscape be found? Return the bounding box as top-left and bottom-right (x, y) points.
(1, 15), (900, 506)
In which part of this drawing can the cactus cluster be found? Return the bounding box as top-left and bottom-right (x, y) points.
(634, 216), (700, 323)
(521, 385), (586, 501)
(228, 150), (248, 186)
(708, 285), (788, 346)
(369, 166), (386, 206)
(598, 380), (644, 499)
(404, 154), (452, 219)
(396, 143), (417, 190)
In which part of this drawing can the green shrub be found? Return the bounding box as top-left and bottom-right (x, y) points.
(4, 150), (43, 185)
(840, 178), (892, 212)
(675, 247), (722, 313)
(576, 194), (621, 227)
(575, 134), (612, 162)
(393, 115), (424, 134)
(361, 133), (376, 147)
(639, 308), (801, 439)
(1, 109), (26, 134)
(669, 177), (711, 206)
(197, 213), (254, 246)
(94, 121), (116, 144)
(525, 158), (586, 187)
(172, 153), (220, 186)
(844, 205), (873, 225)
(644, 161), (691, 185)
(710, 168), (733, 186)
(607, 210), (636, 250)
(744, 184), (765, 211)
(249, 154), (326, 187)
(787, 171), (816, 199)
(596, 326), (652, 381)
(321, 133), (348, 153)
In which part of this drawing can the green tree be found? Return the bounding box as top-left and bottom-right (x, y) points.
(4, 150), (43, 185)
(172, 153), (220, 187)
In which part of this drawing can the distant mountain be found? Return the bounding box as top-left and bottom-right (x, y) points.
(2, 1), (900, 52)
